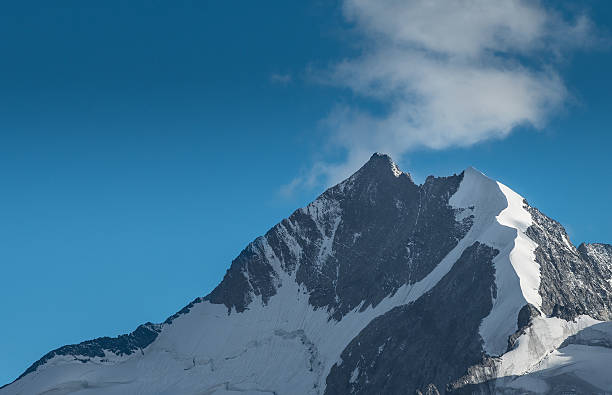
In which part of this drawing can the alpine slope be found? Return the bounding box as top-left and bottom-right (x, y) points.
(2, 153), (611, 395)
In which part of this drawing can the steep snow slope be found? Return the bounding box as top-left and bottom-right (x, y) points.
(2, 154), (611, 395)
(450, 167), (542, 356)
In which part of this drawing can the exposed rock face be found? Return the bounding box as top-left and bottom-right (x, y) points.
(208, 153), (471, 319)
(14, 322), (161, 381)
(3, 153), (612, 395)
(324, 242), (498, 395)
(526, 204), (612, 321)
(506, 303), (541, 352)
(417, 384), (442, 395)
(579, 242), (612, 282)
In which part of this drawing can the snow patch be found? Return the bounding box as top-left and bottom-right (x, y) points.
(390, 161), (402, 177)
(561, 234), (573, 250)
(349, 366), (360, 384)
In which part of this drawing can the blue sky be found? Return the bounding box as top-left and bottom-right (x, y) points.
(1, 0), (611, 385)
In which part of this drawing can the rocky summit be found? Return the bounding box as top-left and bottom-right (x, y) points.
(3, 153), (612, 395)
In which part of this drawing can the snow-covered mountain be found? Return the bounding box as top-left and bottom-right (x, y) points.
(3, 153), (612, 395)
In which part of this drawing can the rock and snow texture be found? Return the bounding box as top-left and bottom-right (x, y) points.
(2, 153), (612, 395)
(448, 167), (543, 356)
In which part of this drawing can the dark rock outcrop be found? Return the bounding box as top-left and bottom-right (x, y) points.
(525, 203), (612, 321)
(507, 303), (541, 351)
(324, 242), (498, 395)
(17, 322), (161, 381)
(206, 153), (472, 319)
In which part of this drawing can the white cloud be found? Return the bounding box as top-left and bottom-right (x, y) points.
(288, 0), (596, 189)
(270, 72), (293, 85)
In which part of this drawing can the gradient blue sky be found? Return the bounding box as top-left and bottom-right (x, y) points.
(1, 1), (611, 385)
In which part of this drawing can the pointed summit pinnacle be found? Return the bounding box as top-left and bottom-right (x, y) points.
(360, 153), (409, 180)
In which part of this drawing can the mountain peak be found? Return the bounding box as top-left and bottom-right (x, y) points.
(5, 154), (612, 395)
(463, 165), (488, 178)
(358, 152), (407, 180)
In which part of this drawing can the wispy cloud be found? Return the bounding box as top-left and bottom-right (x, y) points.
(287, 0), (598, 190)
(270, 72), (293, 85)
